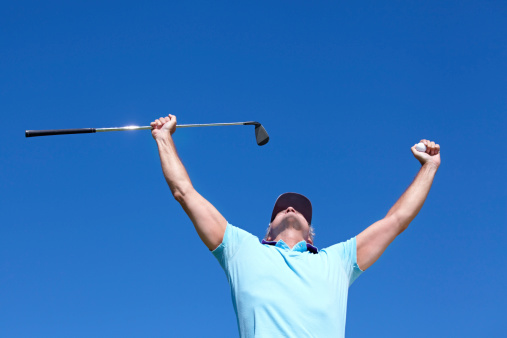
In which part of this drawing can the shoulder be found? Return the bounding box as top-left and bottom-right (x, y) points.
(225, 223), (259, 242)
(212, 223), (260, 257)
(319, 237), (358, 263)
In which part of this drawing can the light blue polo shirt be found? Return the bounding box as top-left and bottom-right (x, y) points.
(212, 223), (363, 338)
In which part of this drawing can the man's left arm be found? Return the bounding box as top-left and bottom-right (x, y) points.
(356, 139), (441, 271)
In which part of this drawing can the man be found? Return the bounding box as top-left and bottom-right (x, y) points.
(151, 114), (441, 337)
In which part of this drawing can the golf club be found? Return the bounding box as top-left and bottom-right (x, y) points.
(25, 121), (270, 146)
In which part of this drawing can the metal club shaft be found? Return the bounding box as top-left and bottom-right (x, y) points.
(95, 122), (250, 132)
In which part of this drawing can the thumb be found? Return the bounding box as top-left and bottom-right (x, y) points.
(411, 143), (431, 166)
(411, 144), (420, 156)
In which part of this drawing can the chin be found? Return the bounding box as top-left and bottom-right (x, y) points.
(283, 217), (306, 229)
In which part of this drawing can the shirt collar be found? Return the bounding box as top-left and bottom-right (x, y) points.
(261, 239), (318, 254)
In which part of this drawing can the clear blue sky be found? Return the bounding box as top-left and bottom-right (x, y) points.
(1, 1), (505, 337)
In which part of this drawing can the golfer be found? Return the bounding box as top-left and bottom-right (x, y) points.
(152, 114), (441, 337)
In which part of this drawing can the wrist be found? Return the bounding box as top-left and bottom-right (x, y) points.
(155, 133), (172, 145)
(156, 138), (172, 151)
(422, 161), (439, 171)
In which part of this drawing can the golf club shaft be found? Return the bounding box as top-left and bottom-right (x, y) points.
(25, 122), (259, 137)
(98, 122), (255, 132)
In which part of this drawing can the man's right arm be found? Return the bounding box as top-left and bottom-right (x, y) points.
(152, 115), (227, 250)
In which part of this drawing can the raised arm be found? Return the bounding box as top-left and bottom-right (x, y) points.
(356, 139), (441, 270)
(152, 115), (227, 250)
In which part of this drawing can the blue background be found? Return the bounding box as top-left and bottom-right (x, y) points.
(1, 1), (505, 337)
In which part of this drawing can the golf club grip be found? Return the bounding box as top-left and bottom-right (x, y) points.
(25, 128), (96, 137)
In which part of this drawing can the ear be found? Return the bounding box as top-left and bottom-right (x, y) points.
(306, 226), (313, 245)
(266, 224), (272, 241)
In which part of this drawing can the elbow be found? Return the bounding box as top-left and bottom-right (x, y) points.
(388, 213), (412, 235)
(172, 190), (185, 203)
(172, 185), (194, 204)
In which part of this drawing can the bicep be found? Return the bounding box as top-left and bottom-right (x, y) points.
(179, 189), (227, 251)
(356, 215), (404, 270)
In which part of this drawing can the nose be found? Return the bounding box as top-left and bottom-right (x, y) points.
(285, 206), (296, 213)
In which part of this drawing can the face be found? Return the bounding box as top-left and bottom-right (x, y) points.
(268, 206), (312, 243)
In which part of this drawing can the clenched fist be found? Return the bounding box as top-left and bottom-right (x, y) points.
(411, 139), (441, 168)
(151, 114), (177, 141)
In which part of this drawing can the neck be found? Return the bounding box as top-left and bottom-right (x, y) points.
(272, 228), (308, 249)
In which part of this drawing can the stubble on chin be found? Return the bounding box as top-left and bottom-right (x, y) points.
(281, 214), (305, 230)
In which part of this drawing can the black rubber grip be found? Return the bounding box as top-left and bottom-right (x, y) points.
(25, 128), (96, 137)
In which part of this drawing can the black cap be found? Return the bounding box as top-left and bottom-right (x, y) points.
(271, 192), (312, 224)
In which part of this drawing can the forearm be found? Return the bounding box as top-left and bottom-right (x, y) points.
(386, 162), (438, 229)
(156, 136), (194, 201)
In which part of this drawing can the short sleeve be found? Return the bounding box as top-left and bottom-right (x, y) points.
(211, 223), (256, 271)
(323, 237), (364, 286)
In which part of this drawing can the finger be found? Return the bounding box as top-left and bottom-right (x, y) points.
(431, 145), (437, 155)
(431, 142), (437, 155)
(422, 140), (430, 153)
(435, 144), (440, 154)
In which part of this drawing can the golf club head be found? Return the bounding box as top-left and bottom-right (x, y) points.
(255, 124), (269, 146)
(244, 122), (269, 146)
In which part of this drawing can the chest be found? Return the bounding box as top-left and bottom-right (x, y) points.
(228, 246), (348, 309)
